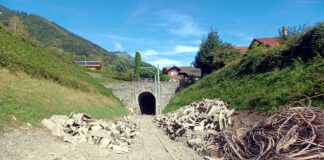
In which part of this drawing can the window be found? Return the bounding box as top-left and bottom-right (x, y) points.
(170, 71), (178, 76)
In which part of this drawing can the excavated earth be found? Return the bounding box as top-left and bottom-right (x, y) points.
(0, 115), (203, 160)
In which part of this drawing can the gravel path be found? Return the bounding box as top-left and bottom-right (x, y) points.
(0, 116), (203, 160)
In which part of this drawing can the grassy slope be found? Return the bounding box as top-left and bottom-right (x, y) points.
(0, 70), (126, 126)
(164, 24), (324, 113)
(0, 25), (107, 94)
(0, 25), (126, 129)
(86, 69), (126, 84)
(0, 5), (135, 70)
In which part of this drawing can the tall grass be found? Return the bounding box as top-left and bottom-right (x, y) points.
(0, 68), (126, 128)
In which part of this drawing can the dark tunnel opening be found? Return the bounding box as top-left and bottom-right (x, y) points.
(138, 92), (156, 115)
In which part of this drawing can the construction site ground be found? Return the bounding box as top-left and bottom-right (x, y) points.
(0, 115), (203, 160)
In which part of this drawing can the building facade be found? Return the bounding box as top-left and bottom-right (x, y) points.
(162, 66), (201, 82)
(75, 61), (103, 70)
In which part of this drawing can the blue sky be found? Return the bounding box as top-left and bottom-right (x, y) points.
(2, 0), (324, 67)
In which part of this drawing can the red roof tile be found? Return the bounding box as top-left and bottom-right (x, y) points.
(163, 66), (201, 77)
(254, 38), (280, 47)
(235, 46), (249, 55)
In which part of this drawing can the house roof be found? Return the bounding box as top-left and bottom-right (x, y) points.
(163, 66), (201, 77)
(168, 66), (181, 71)
(252, 38), (280, 47)
(235, 46), (249, 55)
(75, 61), (102, 67)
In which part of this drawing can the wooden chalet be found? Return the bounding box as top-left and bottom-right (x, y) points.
(162, 66), (201, 82)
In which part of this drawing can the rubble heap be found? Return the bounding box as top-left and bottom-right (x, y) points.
(154, 98), (234, 152)
(42, 113), (138, 154)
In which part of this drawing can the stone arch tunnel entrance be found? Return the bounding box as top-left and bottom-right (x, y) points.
(138, 92), (156, 115)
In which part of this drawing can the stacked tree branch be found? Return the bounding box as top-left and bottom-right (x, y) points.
(203, 107), (324, 160)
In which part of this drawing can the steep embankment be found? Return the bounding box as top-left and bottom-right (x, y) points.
(0, 25), (126, 130)
(0, 5), (135, 70)
(164, 23), (324, 113)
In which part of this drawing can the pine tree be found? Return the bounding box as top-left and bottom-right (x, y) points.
(195, 31), (241, 75)
(195, 31), (222, 75)
(134, 52), (141, 79)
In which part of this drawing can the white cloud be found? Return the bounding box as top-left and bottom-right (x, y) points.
(141, 45), (198, 58)
(173, 45), (199, 54)
(112, 40), (124, 51)
(149, 58), (182, 67)
(141, 49), (159, 60)
(156, 9), (205, 37)
(140, 44), (198, 67)
(102, 34), (158, 45)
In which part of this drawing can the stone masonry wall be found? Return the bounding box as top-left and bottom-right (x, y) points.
(105, 82), (179, 114)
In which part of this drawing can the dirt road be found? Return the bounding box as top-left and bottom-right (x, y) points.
(0, 116), (203, 160)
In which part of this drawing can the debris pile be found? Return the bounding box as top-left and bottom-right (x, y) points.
(42, 113), (138, 154)
(203, 107), (324, 160)
(154, 98), (234, 152)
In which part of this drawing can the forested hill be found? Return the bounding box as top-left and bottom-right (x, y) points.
(0, 5), (137, 70)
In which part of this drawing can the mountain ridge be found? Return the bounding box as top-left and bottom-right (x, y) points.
(0, 5), (142, 70)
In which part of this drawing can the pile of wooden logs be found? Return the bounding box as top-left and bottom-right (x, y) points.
(42, 113), (138, 154)
(154, 98), (235, 152)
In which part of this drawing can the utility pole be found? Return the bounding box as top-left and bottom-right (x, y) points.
(155, 75), (158, 114)
(157, 64), (161, 114)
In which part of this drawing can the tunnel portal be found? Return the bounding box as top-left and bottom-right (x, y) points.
(138, 92), (156, 115)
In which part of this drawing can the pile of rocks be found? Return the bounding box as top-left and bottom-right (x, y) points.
(154, 98), (234, 152)
(42, 113), (138, 154)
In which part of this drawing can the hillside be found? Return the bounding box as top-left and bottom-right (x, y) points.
(0, 24), (126, 130)
(164, 23), (324, 113)
(113, 51), (135, 61)
(0, 5), (136, 70)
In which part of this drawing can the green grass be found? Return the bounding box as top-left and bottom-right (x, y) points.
(164, 23), (324, 113)
(164, 59), (323, 113)
(86, 69), (126, 84)
(0, 25), (114, 96)
(0, 69), (127, 127)
(0, 25), (127, 129)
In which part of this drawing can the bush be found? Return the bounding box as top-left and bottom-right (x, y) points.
(161, 74), (170, 82)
